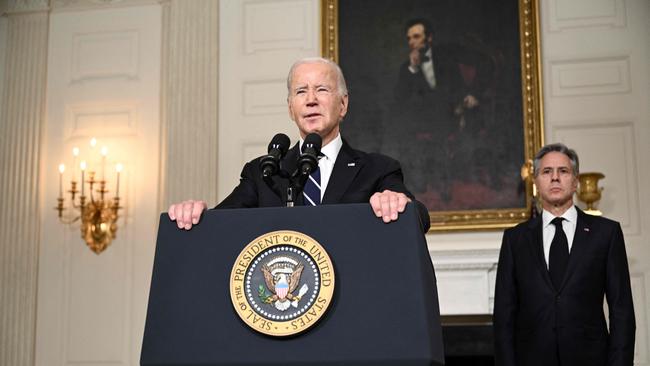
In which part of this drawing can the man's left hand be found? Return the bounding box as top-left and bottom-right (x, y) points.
(370, 190), (412, 223)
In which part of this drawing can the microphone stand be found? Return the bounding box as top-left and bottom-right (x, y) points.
(285, 169), (309, 208)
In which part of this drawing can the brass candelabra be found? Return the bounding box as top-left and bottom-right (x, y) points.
(55, 141), (123, 254)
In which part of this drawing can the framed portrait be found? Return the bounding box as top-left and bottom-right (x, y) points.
(321, 0), (544, 231)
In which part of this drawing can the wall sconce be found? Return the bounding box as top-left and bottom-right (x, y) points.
(577, 172), (605, 216)
(55, 138), (123, 254)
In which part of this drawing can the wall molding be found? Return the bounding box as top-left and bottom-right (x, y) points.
(548, 0), (626, 31)
(242, 79), (287, 116)
(71, 30), (140, 82)
(242, 0), (315, 54)
(549, 55), (631, 97)
(553, 120), (641, 236)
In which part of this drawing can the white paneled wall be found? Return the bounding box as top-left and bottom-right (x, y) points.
(35, 3), (161, 366)
(0, 6), (49, 366)
(541, 0), (650, 364)
(158, 0), (219, 209)
(555, 122), (640, 232)
(217, 0), (319, 200)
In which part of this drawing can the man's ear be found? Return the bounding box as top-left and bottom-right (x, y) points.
(339, 94), (349, 119)
(287, 97), (294, 121)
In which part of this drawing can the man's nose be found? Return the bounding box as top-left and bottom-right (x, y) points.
(551, 169), (560, 181)
(306, 89), (317, 104)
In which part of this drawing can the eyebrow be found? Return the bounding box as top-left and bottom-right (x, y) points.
(293, 83), (332, 92)
(541, 166), (571, 171)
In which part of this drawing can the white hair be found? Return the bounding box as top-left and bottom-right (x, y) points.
(286, 57), (348, 97)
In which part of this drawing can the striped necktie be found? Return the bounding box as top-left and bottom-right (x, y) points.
(302, 166), (321, 206)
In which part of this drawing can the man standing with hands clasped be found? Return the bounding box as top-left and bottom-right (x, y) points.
(494, 143), (635, 366)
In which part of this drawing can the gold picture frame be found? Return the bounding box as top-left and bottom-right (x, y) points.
(321, 0), (544, 232)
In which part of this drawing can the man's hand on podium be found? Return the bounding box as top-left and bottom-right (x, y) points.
(167, 190), (411, 230)
(168, 200), (207, 230)
(369, 189), (411, 223)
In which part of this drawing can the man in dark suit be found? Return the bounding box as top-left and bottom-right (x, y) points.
(494, 143), (635, 366)
(168, 57), (430, 232)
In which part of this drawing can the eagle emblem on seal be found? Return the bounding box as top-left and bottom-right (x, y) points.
(258, 256), (309, 311)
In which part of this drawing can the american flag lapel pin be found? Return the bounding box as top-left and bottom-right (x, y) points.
(347, 163), (355, 167)
(584, 227), (590, 232)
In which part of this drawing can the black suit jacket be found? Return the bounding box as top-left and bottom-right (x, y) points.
(215, 140), (431, 232)
(494, 207), (635, 366)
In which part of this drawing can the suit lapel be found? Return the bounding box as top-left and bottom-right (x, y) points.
(558, 207), (592, 291)
(322, 140), (363, 204)
(526, 215), (555, 290)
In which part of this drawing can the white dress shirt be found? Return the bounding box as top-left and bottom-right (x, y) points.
(299, 133), (342, 200)
(541, 206), (578, 269)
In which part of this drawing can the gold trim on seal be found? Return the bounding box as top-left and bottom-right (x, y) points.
(230, 230), (335, 337)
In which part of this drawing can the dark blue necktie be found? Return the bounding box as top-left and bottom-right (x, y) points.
(302, 166), (321, 206)
(549, 217), (569, 289)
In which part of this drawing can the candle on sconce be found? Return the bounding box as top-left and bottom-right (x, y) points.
(100, 146), (108, 180)
(72, 147), (79, 181)
(115, 163), (123, 197)
(58, 164), (65, 198)
(80, 160), (87, 196)
(88, 138), (96, 174)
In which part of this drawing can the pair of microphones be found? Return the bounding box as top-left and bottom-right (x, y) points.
(260, 132), (322, 179)
(259, 133), (322, 206)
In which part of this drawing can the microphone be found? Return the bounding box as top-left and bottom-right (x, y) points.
(260, 133), (290, 178)
(298, 133), (322, 176)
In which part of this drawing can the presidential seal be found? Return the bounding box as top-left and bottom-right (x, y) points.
(230, 230), (335, 337)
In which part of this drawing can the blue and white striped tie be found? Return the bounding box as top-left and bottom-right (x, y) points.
(303, 166), (321, 206)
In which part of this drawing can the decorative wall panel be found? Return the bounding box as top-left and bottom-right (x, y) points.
(548, 0), (626, 31)
(243, 0), (314, 54)
(64, 103), (139, 138)
(71, 30), (139, 82)
(554, 122), (640, 235)
(243, 79), (287, 115)
(549, 56), (631, 97)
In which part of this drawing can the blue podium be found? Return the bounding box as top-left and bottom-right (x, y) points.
(141, 203), (444, 365)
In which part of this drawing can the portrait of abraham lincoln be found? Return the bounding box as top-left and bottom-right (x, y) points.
(335, 0), (528, 214)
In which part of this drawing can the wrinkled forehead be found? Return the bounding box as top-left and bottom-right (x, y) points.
(538, 152), (574, 172)
(290, 63), (336, 87)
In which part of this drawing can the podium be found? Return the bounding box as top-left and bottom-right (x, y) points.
(141, 203), (444, 366)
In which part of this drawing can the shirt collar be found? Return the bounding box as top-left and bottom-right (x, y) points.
(299, 133), (342, 161)
(542, 205), (578, 227)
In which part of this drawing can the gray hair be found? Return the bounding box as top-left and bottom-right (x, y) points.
(533, 143), (580, 177)
(286, 57), (348, 97)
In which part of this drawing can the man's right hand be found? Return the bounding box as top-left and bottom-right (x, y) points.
(409, 48), (422, 69)
(168, 200), (207, 230)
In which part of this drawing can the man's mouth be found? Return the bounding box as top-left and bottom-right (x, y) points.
(304, 113), (322, 119)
